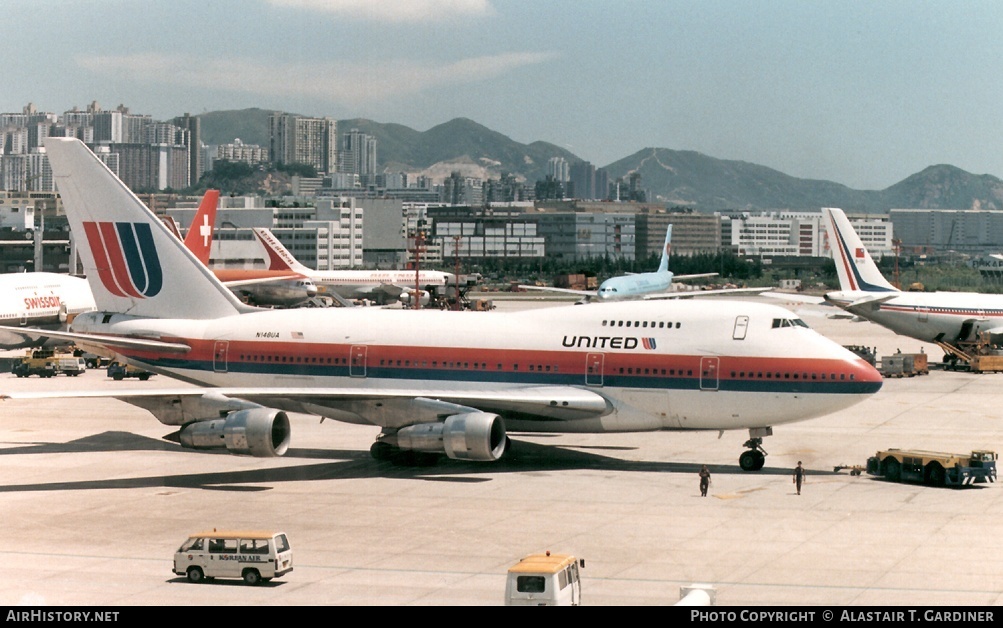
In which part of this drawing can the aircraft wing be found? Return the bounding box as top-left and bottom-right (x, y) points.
(640, 287), (771, 300)
(218, 274), (303, 288)
(518, 285), (596, 297)
(761, 291), (826, 305)
(0, 326), (191, 354)
(673, 273), (718, 281)
(1, 385), (612, 424)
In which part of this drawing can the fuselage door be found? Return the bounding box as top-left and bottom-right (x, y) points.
(350, 345), (367, 378)
(733, 315), (749, 340)
(213, 341), (229, 373)
(586, 352), (604, 387)
(700, 357), (719, 391)
(917, 306), (929, 323)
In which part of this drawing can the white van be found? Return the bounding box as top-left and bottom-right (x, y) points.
(173, 530), (292, 585)
(55, 357), (86, 376)
(505, 552), (584, 606)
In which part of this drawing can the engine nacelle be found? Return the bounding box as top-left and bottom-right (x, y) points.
(396, 412), (507, 461)
(398, 289), (430, 306)
(178, 408), (291, 457)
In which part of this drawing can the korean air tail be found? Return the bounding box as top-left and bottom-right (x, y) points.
(252, 228), (313, 274)
(183, 189), (221, 265)
(44, 138), (248, 319)
(657, 224), (673, 274)
(823, 207), (897, 293)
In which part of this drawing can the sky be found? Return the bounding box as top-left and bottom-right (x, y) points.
(5, 0), (1003, 190)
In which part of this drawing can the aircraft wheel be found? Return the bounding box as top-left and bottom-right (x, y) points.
(370, 441), (397, 461)
(739, 450), (764, 471)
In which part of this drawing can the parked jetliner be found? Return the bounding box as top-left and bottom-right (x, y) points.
(252, 227), (454, 306)
(1, 138), (882, 472)
(521, 225), (764, 302)
(183, 190), (317, 308)
(0, 271), (96, 349)
(824, 207), (1003, 348)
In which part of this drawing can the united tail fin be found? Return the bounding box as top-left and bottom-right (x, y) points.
(44, 138), (248, 319)
(252, 228), (313, 274)
(657, 224), (673, 274)
(823, 207), (897, 293)
(183, 189), (220, 265)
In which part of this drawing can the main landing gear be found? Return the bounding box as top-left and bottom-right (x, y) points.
(370, 440), (441, 467)
(738, 427), (772, 471)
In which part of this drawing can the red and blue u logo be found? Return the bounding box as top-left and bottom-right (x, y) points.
(83, 221), (163, 298)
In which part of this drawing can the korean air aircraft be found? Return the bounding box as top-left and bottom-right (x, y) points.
(0, 138), (882, 472)
(521, 225), (764, 302)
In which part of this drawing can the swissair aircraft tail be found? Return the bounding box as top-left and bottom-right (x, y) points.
(183, 189), (221, 265)
(824, 208), (897, 293)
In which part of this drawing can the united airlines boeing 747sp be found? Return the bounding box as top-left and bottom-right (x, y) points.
(824, 207), (1003, 350)
(1, 138), (882, 471)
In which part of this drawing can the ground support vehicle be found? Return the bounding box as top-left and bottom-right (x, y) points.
(107, 362), (154, 381)
(878, 353), (925, 377)
(11, 350), (57, 378)
(505, 552), (584, 606)
(54, 356), (86, 376)
(866, 449), (997, 487)
(174, 530), (292, 585)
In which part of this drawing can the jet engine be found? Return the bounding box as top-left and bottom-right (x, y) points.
(178, 408), (291, 457)
(398, 289), (431, 306)
(395, 412), (507, 461)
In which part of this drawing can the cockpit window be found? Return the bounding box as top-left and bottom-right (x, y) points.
(772, 318), (809, 329)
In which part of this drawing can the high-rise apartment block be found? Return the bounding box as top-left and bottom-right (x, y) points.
(269, 113), (338, 173)
(339, 128), (377, 177)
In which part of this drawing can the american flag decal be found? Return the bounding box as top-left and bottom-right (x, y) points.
(642, 338), (657, 350)
(291, 331), (304, 339)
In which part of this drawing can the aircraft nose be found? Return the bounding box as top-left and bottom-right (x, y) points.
(853, 357), (883, 392)
(305, 283), (318, 297)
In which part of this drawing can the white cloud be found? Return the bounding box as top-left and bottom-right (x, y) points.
(266, 0), (494, 22)
(76, 51), (555, 106)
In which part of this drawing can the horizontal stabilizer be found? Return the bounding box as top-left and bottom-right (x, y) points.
(0, 325), (191, 354)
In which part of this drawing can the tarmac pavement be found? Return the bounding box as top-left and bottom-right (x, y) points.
(0, 298), (1001, 606)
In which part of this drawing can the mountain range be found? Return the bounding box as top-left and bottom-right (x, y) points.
(199, 108), (1003, 213)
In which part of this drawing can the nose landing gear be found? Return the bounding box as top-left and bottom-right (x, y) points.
(739, 427), (772, 471)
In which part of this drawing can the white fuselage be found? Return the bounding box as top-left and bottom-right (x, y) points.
(311, 270), (454, 302)
(0, 272), (96, 348)
(71, 299), (881, 433)
(826, 289), (1003, 344)
(596, 271), (672, 301)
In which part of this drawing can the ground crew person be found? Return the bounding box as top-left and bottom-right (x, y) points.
(793, 461), (806, 495)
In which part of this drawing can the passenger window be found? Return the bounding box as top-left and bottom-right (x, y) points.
(240, 539), (270, 554)
(209, 539), (237, 554)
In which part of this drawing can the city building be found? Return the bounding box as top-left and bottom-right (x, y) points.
(269, 113), (338, 173)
